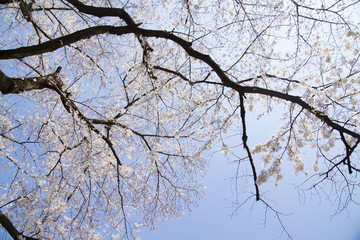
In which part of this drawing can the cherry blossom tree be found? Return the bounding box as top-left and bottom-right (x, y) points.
(0, 0), (360, 239)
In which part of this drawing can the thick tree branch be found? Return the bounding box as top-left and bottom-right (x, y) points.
(0, 210), (39, 240)
(0, 67), (62, 94)
(0, 26), (132, 59)
(1, 25), (359, 142)
(64, 0), (137, 25)
(0, 0), (16, 4)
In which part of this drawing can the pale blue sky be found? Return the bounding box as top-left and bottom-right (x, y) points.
(141, 108), (360, 240)
(141, 151), (360, 240)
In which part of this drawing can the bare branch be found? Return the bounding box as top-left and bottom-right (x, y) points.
(0, 67), (62, 94)
(239, 93), (260, 201)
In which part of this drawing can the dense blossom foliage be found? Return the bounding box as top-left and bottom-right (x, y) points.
(0, 0), (359, 239)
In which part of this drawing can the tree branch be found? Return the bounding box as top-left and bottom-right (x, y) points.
(0, 26), (132, 59)
(239, 93), (260, 201)
(64, 0), (138, 26)
(1, 25), (358, 143)
(0, 210), (39, 240)
(0, 67), (62, 94)
(0, 0), (16, 4)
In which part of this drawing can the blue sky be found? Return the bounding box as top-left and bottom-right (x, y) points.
(141, 151), (360, 240)
(140, 107), (360, 240)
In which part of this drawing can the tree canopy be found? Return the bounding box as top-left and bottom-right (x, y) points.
(0, 0), (360, 239)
